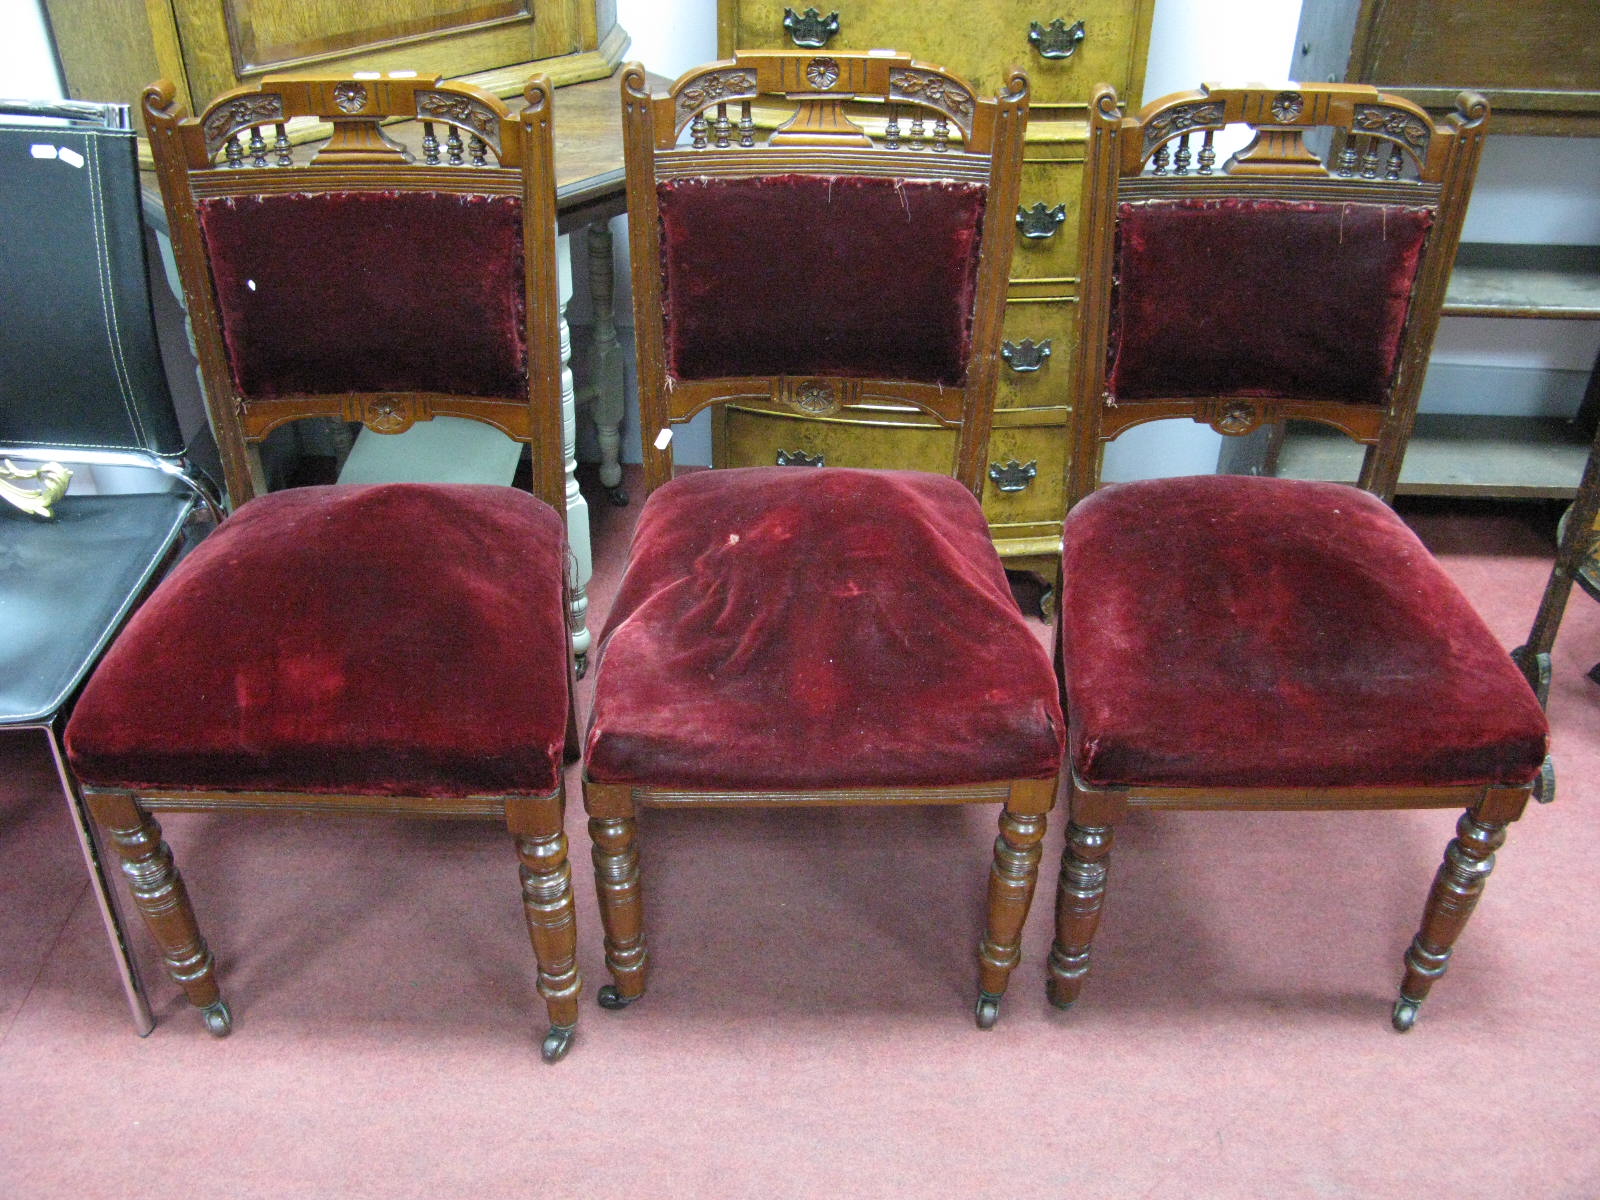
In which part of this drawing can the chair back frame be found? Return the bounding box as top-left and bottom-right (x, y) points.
(1067, 82), (1488, 507)
(144, 73), (566, 512)
(620, 50), (1029, 499)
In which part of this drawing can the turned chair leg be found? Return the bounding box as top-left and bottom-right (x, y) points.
(975, 804), (1047, 1029)
(1393, 809), (1510, 1032)
(587, 806), (647, 1010)
(506, 794), (581, 1063)
(1047, 818), (1116, 1011)
(87, 792), (231, 1036)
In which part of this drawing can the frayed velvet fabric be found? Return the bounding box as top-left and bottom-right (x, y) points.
(585, 468), (1064, 789)
(1059, 475), (1548, 789)
(658, 175), (986, 385)
(1109, 198), (1434, 405)
(66, 484), (570, 798)
(197, 191), (527, 399)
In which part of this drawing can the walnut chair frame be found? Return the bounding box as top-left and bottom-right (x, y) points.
(82, 74), (581, 1061)
(586, 52), (1049, 1028)
(1051, 83), (1546, 1031)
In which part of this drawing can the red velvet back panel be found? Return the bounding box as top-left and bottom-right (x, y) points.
(197, 191), (526, 399)
(1108, 197), (1434, 406)
(658, 175), (986, 385)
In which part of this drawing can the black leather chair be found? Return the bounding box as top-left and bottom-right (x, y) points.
(0, 98), (216, 1033)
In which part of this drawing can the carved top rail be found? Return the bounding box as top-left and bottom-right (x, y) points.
(144, 73), (548, 173)
(632, 50), (1024, 157)
(1109, 82), (1486, 189)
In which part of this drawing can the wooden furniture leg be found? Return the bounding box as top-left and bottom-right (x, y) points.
(975, 785), (1050, 1028)
(585, 783), (647, 1009)
(506, 793), (581, 1062)
(1047, 781), (1125, 1011)
(87, 791), (231, 1036)
(557, 234), (594, 675)
(586, 221), (628, 507)
(1393, 808), (1510, 1031)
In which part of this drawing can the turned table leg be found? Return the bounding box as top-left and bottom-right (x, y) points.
(586, 221), (628, 507)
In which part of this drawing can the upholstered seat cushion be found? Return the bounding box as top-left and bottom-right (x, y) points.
(585, 468), (1064, 790)
(1059, 475), (1548, 790)
(66, 483), (569, 798)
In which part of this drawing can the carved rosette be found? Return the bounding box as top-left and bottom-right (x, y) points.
(333, 82), (369, 113)
(202, 94), (284, 155)
(346, 397), (429, 434)
(775, 377), (859, 416)
(416, 91), (503, 155)
(1270, 91), (1304, 123)
(1206, 400), (1262, 435)
(889, 69), (975, 133)
(677, 70), (757, 116)
(805, 57), (841, 90)
(1353, 104), (1433, 157)
(1142, 101), (1224, 158)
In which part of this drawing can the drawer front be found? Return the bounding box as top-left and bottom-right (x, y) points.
(719, 405), (957, 474)
(714, 406), (1070, 555)
(1012, 142), (1085, 280)
(721, 1), (1151, 112)
(982, 419), (1069, 530)
(997, 298), (1078, 411)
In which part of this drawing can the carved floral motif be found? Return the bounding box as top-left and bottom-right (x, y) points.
(202, 95), (284, 152)
(416, 91), (502, 152)
(805, 57), (841, 90)
(1142, 101), (1224, 157)
(793, 381), (838, 414)
(1353, 104), (1432, 153)
(1271, 91), (1304, 123)
(678, 70), (756, 114)
(1211, 401), (1260, 435)
(889, 69), (975, 124)
(333, 83), (368, 113)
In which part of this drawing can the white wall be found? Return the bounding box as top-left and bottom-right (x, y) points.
(1, 1), (62, 99)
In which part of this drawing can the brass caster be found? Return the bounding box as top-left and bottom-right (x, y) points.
(597, 983), (641, 1011)
(975, 991), (1001, 1030)
(202, 999), (232, 1037)
(1391, 997), (1421, 1032)
(574, 654), (588, 681)
(1535, 756), (1556, 805)
(606, 485), (629, 507)
(541, 1024), (576, 1063)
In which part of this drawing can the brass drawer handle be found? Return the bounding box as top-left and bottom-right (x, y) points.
(784, 7), (840, 48)
(1001, 338), (1052, 372)
(777, 448), (826, 467)
(1029, 18), (1086, 59)
(1016, 202), (1067, 239)
(989, 459), (1038, 493)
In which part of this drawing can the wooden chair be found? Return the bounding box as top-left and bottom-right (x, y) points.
(1513, 416), (1600, 703)
(0, 97), (220, 1035)
(584, 51), (1061, 1028)
(63, 74), (583, 1061)
(1050, 83), (1551, 1031)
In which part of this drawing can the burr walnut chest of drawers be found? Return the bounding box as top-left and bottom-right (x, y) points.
(713, 2), (1155, 577)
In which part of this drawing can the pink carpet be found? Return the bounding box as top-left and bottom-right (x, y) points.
(2, 476), (1597, 1197)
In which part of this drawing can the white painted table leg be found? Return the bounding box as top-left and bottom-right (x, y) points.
(559, 234), (594, 671)
(586, 220), (627, 506)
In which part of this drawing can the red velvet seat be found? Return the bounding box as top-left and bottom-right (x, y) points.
(1060, 475), (1547, 790)
(67, 483), (571, 799)
(587, 468), (1063, 790)
(586, 53), (1050, 1029)
(1050, 83), (1549, 1034)
(66, 74), (583, 1062)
